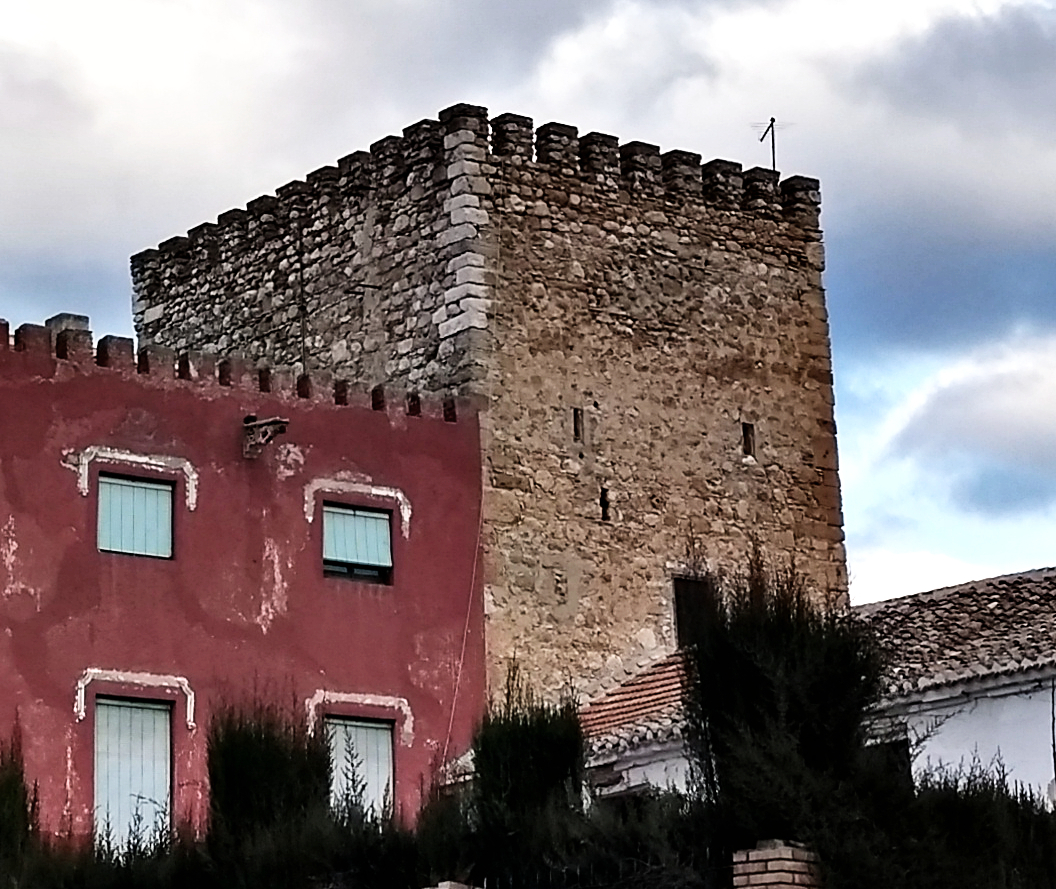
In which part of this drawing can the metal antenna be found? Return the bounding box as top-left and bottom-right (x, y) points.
(760, 117), (776, 172)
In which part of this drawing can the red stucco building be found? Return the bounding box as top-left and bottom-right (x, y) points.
(0, 315), (485, 839)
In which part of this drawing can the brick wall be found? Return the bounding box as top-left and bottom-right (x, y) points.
(733, 841), (820, 888)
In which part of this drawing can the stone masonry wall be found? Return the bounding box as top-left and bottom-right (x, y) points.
(480, 113), (842, 695)
(133, 103), (844, 698)
(131, 109), (495, 395)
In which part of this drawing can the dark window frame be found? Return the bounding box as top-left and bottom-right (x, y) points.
(673, 575), (714, 649)
(321, 503), (394, 585)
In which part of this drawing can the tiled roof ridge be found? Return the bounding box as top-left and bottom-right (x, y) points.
(585, 651), (684, 695)
(853, 567), (1056, 697)
(853, 566), (1056, 617)
(581, 653), (684, 714)
(580, 652), (688, 756)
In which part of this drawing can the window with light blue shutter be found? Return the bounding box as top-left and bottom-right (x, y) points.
(322, 506), (392, 581)
(97, 476), (173, 558)
(94, 699), (171, 847)
(325, 718), (394, 816)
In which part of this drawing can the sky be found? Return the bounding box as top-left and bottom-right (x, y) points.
(3, 0), (1056, 604)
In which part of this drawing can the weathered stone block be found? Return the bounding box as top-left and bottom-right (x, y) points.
(443, 282), (489, 305)
(445, 193), (480, 212)
(447, 253), (485, 273)
(450, 207), (489, 227)
(450, 175), (492, 196)
(438, 310), (488, 338)
(218, 356), (253, 389)
(443, 129), (478, 150)
(438, 223), (478, 247)
(56, 328), (94, 363)
(455, 266), (488, 286)
(15, 324), (50, 355)
(137, 344), (176, 377)
(97, 336), (135, 371)
(491, 112), (533, 159)
(178, 351), (218, 383)
(45, 313), (90, 341)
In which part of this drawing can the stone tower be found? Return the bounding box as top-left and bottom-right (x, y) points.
(131, 103), (845, 695)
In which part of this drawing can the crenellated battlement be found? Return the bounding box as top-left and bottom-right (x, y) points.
(133, 105), (818, 275)
(0, 314), (465, 424)
(131, 101), (825, 398)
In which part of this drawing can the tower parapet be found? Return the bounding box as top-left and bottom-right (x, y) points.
(132, 102), (821, 394)
(131, 103), (841, 696)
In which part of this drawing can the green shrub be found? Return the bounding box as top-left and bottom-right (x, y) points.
(417, 664), (706, 889)
(901, 762), (1056, 889)
(5, 555), (1056, 889)
(207, 696), (331, 844)
(201, 694), (422, 889)
(678, 544), (1056, 889)
(0, 729), (37, 868)
(435, 664), (585, 881)
(680, 548), (885, 858)
(474, 664), (584, 822)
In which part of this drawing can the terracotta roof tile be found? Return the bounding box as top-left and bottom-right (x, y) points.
(580, 653), (687, 756)
(854, 567), (1056, 697)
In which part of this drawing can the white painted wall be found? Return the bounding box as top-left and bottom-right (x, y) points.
(596, 674), (1056, 805)
(904, 677), (1056, 802)
(592, 741), (690, 798)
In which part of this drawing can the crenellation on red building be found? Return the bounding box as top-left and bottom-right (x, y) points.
(0, 315), (485, 839)
(14, 323), (51, 354)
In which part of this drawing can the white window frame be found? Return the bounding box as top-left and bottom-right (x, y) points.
(324, 717), (394, 817)
(97, 474), (174, 558)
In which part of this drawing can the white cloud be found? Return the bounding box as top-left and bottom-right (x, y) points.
(849, 548), (1005, 604)
(3, 0), (1054, 268)
(513, 0), (1056, 243)
(4, 0), (1056, 598)
(841, 332), (1056, 599)
(891, 334), (1056, 474)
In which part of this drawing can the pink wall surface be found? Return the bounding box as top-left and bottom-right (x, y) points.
(0, 320), (485, 836)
